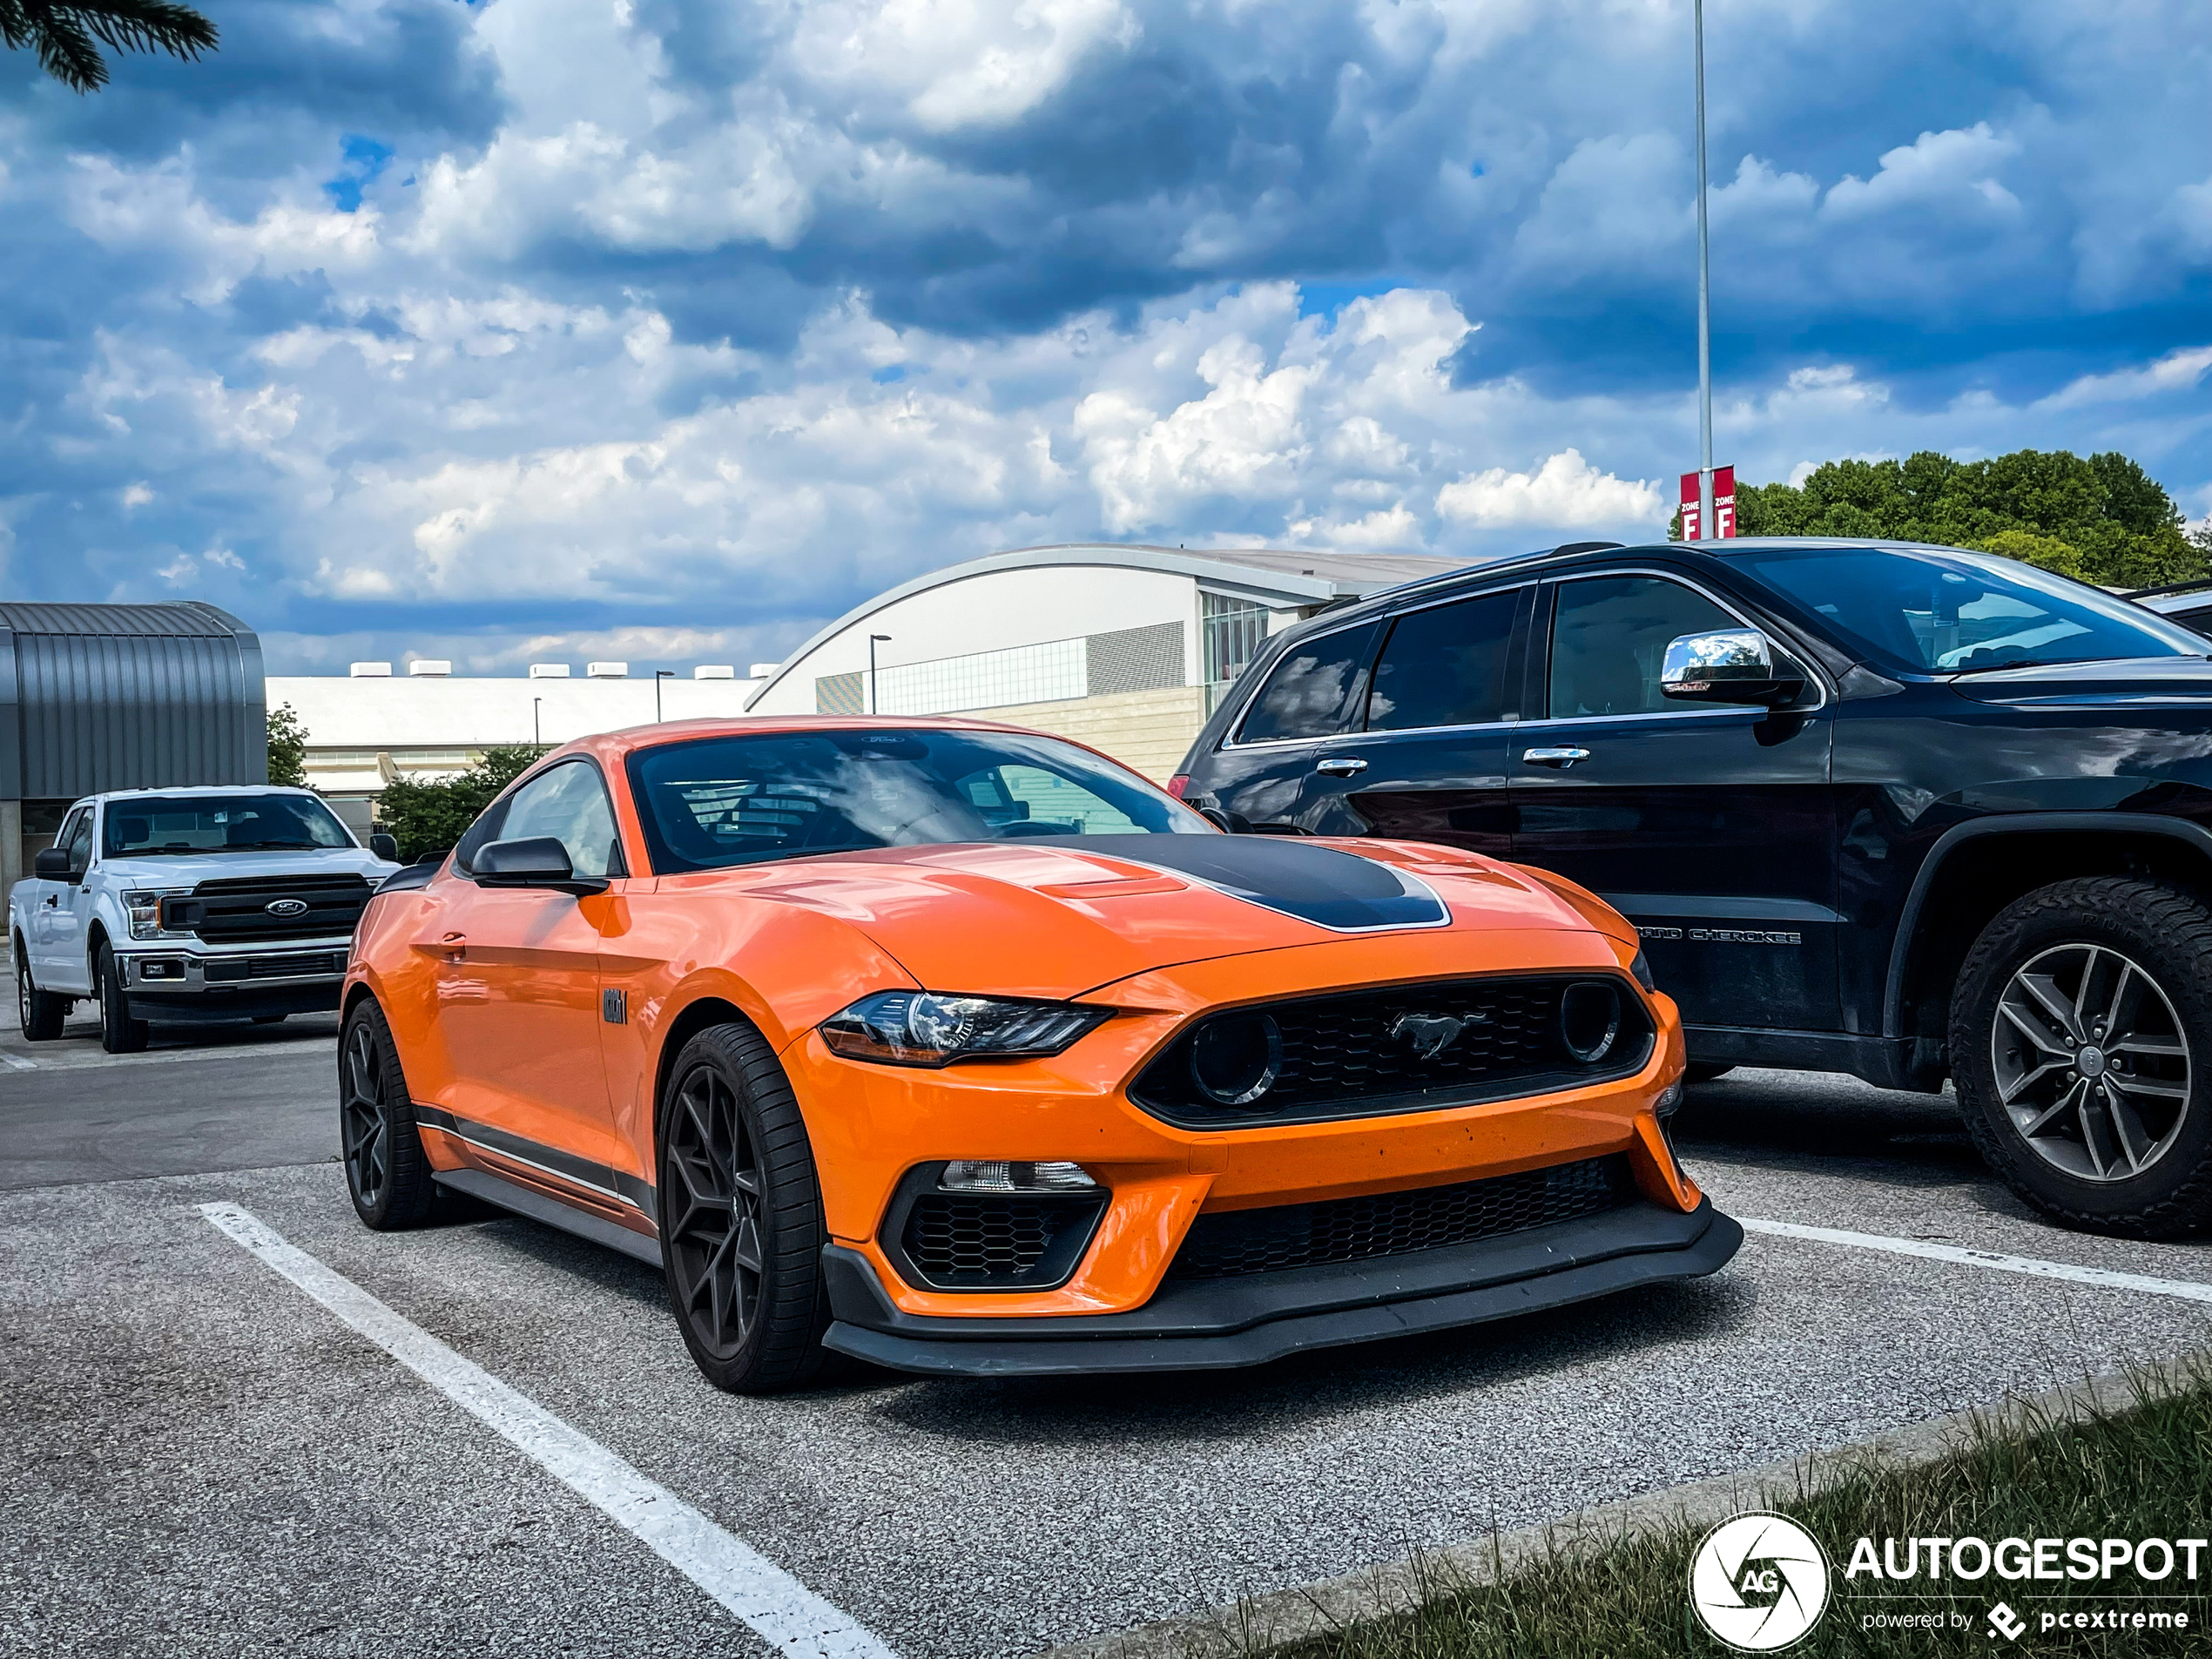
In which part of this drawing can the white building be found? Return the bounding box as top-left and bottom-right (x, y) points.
(745, 543), (1458, 779)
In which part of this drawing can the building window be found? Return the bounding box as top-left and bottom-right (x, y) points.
(1201, 591), (1267, 689)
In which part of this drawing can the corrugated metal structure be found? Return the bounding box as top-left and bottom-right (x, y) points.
(2, 602), (266, 900)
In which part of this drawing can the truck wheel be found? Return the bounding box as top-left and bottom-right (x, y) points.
(340, 1000), (439, 1230)
(15, 942), (68, 1042)
(658, 1021), (833, 1394)
(95, 942), (149, 1055)
(1952, 877), (2212, 1238)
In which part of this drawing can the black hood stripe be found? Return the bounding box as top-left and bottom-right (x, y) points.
(1046, 834), (1448, 933)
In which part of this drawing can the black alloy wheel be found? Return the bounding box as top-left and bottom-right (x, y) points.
(340, 1000), (438, 1230)
(95, 941), (148, 1055)
(1953, 876), (2212, 1238)
(658, 1022), (832, 1393)
(16, 944), (67, 1042)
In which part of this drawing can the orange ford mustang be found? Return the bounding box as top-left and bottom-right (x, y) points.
(341, 715), (1740, 1392)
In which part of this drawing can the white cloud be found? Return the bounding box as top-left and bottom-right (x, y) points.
(2036, 346), (2212, 409)
(1822, 123), (2022, 220)
(1434, 449), (1662, 529)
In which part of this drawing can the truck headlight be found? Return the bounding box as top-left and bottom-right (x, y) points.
(820, 992), (1109, 1067)
(124, 890), (195, 941)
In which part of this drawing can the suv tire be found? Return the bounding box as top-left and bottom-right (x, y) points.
(658, 1021), (833, 1394)
(341, 1000), (441, 1230)
(1952, 877), (2212, 1238)
(96, 941), (149, 1055)
(16, 941), (68, 1042)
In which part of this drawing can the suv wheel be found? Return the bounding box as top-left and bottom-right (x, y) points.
(658, 1022), (833, 1394)
(341, 1000), (440, 1229)
(1952, 877), (2212, 1238)
(95, 942), (149, 1055)
(16, 942), (68, 1042)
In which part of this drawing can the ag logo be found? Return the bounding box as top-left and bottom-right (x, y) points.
(265, 899), (309, 918)
(1689, 1513), (1831, 1651)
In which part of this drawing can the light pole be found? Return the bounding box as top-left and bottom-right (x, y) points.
(655, 669), (674, 723)
(1693, 0), (1714, 539)
(532, 697), (542, 745)
(867, 634), (891, 715)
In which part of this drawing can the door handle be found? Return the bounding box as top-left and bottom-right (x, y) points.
(441, 932), (467, 961)
(43, 894), (57, 908)
(1521, 745), (1592, 769)
(1314, 758), (1368, 777)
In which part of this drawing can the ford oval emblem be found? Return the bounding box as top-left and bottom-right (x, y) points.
(266, 898), (310, 918)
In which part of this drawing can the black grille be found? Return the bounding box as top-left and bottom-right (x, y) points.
(203, 950), (347, 982)
(1129, 976), (1654, 1128)
(1167, 1155), (1638, 1280)
(897, 1190), (1108, 1291)
(164, 873), (372, 944)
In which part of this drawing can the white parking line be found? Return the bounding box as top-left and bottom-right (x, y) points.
(0, 1051), (37, 1071)
(4, 1042), (334, 1072)
(1741, 1217), (2212, 1304)
(198, 1202), (896, 1659)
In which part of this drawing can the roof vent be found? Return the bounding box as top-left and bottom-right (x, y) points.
(350, 662), (392, 678)
(587, 661), (629, 678)
(693, 664), (736, 680)
(748, 662), (779, 678)
(408, 660), (452, 678)
(529, 663), (571, 679)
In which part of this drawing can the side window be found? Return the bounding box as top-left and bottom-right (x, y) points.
(64, 811), (95, 875)
(486, 762), (626, 879)
(1237, 623), (1380, 744)
(1366, 590), (1521, 732)
(1548, 576), (1757, 718)
(960, 765), (1145, 835)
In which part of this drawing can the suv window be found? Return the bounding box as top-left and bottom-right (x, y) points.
(1548, 575), (1764, 718)
(1238, 622), (1380, 743)
(1366, 590), (1520, 732)
(479, 761), (625, 879)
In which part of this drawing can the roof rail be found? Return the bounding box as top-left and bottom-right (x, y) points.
(1548, 541), (1625, 556)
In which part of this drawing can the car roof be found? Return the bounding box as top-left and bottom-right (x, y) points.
(91, 785), (324, 802)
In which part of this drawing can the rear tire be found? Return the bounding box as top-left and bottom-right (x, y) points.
(658, 1022), (833, 1394)
(15, 942), (67, 1042)
(341, 1000), (440, 1230)
(96, 943), (148, 1055)
(1952, 877), (2212, 1239)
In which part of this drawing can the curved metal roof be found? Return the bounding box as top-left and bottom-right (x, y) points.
(1, 601), (266, 799)
(745, 543), (1464, 711)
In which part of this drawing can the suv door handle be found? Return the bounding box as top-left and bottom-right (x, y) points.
(1521, 745), (1592, 769)
(1314, 758), (1368, 777)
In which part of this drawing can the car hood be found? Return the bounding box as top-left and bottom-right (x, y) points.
(1946, 656), (2212, 705)
(688, 834), (1608, 1000)
(95, 849), (400, 888)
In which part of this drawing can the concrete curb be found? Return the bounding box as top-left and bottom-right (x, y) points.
(1039, 1354), (2196, 1659)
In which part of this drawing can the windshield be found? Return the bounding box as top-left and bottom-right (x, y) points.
(626, 728), (1211, 873)
(1723, 546), (2208, 675)
(103, 794), (356, 857)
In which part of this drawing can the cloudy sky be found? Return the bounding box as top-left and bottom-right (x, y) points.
(3, 0), (2209, 674)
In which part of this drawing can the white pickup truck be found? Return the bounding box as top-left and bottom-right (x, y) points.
(10, 786), (400, 1053)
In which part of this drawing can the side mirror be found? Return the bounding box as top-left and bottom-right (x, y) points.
(34, 848), (73, 881)
(1660, 628), (1804, 706)
(369, 833), (400, 861)
(473, 836), (609, 896)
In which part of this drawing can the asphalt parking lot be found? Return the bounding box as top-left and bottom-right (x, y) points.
(5, 993), (2211, 1658)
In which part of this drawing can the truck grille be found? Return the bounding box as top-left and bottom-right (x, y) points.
(163, 874), (372, 944)
(202, 950), (347, 982)
(1128, 975), (1655, 1128)
(1165, 1155), (1638, 1280)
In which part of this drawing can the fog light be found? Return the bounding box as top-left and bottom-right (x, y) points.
(1655, 1081), (1683, 1118)
(137, 958), (185, 981)
(1190, 1011), (1283, 1106)
(939, 1160), (1097, 1192)
(1560, 981), (1622, 1064)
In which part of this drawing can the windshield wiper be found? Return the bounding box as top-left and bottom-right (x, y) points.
(1948, 658), (2070, 675)
(219, 840), (323, 851)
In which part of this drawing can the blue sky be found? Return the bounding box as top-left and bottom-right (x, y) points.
(3, 0), (2208, 673)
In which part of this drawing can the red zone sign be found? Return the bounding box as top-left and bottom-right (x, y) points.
(1680, 466), (1737, 539)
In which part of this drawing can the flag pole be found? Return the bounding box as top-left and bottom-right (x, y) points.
(1694, 0), (1714, 540)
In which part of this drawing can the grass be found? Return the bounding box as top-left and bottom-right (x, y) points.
(1264, 1359), (2212, 1658)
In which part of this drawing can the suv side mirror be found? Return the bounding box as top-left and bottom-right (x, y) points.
(34, 847), (74, 881)
(473, 836), (609, 896)
(369, 833), (400, 861)
(1660, 628), (1804, 707)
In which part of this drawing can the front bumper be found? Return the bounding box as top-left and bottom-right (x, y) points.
(820, 1197), (1742, 1376)
(118, 947), (348, 1022)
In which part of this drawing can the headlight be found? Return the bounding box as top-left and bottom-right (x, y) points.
(820, 992), (1110, 1067)
(124, 890), (193, 941)
(1629, 948), (1656, 993)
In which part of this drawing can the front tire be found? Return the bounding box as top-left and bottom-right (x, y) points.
(658, 1022), (833, 1394)
(341, 1000), (440, 1230)
(1952, 877), (2212, 1238)
(96, 943), (148, 1055)
(16, 942), (67, 1042)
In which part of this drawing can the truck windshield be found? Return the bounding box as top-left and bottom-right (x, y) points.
(104, 795), (355, 856)
(625, 728), (1211, 873)
(1723, 546), (2208, 675)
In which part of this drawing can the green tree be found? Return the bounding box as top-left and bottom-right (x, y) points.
(376, 745), (547, 865)
(1675, 448), (2206, 589)
(266, 701), (309, 789)
(3, 0), (217, 93)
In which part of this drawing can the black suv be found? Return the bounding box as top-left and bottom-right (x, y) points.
(1175, 537), (2212, 1238)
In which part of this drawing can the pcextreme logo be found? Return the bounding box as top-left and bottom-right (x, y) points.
(1689, 1513), (1833, 1651)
